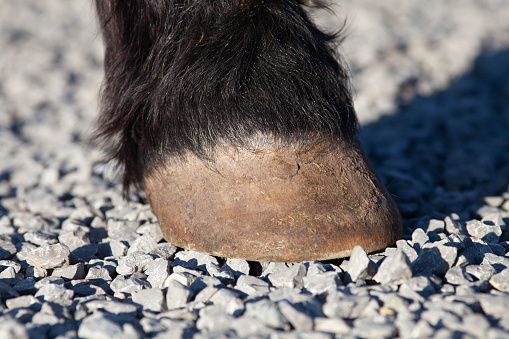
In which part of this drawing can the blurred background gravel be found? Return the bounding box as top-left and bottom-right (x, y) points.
(1, 1), (509, 338)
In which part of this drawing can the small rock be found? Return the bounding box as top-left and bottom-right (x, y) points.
(236, 275), (270, 296)
(78, 313), (123, 339)
(116, 252), (154, 275)
(346, 246), (376, 282)
(86, 260), (116, 280)
(445, 216), (466, 235)
(136, 222), (164, 242)
(484, 196), (504, 207)
(25, 265), (47, 278)
(148, 243), (177, 260)
(245, 298), (289, 330)
(164, 272), (197, 287)
(277, 300), (313, 331)
(166, 280), (191, 309)
(465, 263), (496, 281)
(132, 288), (166, 312)
(427, 219), (445, 233)
(127, 234), (158, 255)
(0, 235), (17, 259)
(24, 232), (58, 246)
(489, 268), (509, 292)
(145, 258), (170, 289)
(5, 295), (41, 311)
(352, 318), (398, 338)
(84, 299), (138, 316)
(58, 229), (90, 251)
(466, 219), (502, 243)
(0, 317), (28, 339)
(445, 266), (475, 285)
(314, 317), (350, 334)
(222, 259), (250, 278)
(26, 243), (71, 269)
(412, 243), (457, 275)
(174, 251), (218, 272)
(110, 273), (151, 294)
(411, 228), (429, 250)
(52, 262), (86, 280)
(267, 263), (307, 288)
(109, 240), (128, 257)
(34, 284), (74, 304)
(206, 262), (235, 284)
(376, 249), (412, 284)
(323, 293), (371, 319)
(481, 253), (509, 272)
(396, 240), (419, 262)
(303, 271), (342, 295)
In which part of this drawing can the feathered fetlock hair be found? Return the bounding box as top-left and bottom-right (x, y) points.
(93, 0), (358, 195)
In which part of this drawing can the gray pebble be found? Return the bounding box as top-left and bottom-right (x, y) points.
(481, 252), (509, 272)
(110, 273), (151, 294)
(352, 317), (398, 338)
(132, 288), (166, 312)
(445, 216), (467, 235)
(267, 262), (307, 288)
(445, 266), (474, 285)
(58, 229), (90, 251)
(0, 235), (17, 259)
(109, 240), (128, 257)
(126, 234), (158, 255)
(412, 243), (457, 275)
(245, 298), (290, 330)
(0, 316), (29, 338)
(347, 245), (376, 282)
(222, 259), (250, 278)
(164, 272), (197, 287)
(427, 219), (446, 233)
(303, 271), (342, 295)
(34, 284), (74, 304)
(489, 268), (509, 292)
(396, 239), (419, 262)
(77, 313), (123, 339)
(376, 249), (412, 284)
(314, 317), (350, 334)
(52, 262), (86, 280)
(116, 252), (154, 276)
(5, 295), (41, 311)
(206, 262), (236, 284)
(166, 279), (191, 309)
(174, 250), (218, 271)
(466, 219), (502, 243)
(26, 243), (70, 269)
(25, 265), (47, 278)
(84, 299), (138, 316)
(399, 276), (437, 299)
(136, 222), (164, 243)
(236, 275), (270, 296)
(411, 228), (429, 250)
(87, 259), (117, 280)
(145, 258), (170, 289)
(277, 300), (313, 331)
(148, 242), (177, 260)
(24, 231), (58, 246)
(323, 293), (371, 319)
(189, 276), (223, 295)
(14, 242), (38, 261)
(465, 263), (496, 281)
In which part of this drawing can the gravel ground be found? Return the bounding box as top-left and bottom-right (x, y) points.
(1, 1), (509, 338)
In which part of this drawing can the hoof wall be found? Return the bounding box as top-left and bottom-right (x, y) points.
(144, 141), (402, 262)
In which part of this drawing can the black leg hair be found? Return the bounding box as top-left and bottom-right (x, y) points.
(93, 0), (358, 195)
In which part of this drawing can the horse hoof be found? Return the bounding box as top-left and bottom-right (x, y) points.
(144, 140), (402, 262)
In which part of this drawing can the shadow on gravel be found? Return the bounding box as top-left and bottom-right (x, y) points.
(359, 48), (509, 235)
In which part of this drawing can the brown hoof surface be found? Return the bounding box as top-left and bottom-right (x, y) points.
(144, 140), (403, 262)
